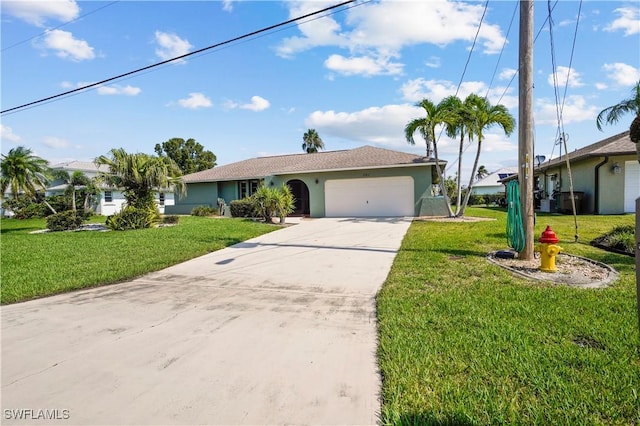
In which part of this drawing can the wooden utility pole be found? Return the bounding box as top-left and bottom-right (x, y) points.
(518, 0), (535, 260)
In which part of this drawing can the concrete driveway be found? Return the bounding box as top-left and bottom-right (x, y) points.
(1, 217), (411, 425)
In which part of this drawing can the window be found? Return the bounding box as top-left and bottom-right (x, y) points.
(239, 181), (248, 199)
(104, 191), (112, 203)
(239, 180), (262, 198)
(250, 180), (259, 195)
(159, 192), (165, 206)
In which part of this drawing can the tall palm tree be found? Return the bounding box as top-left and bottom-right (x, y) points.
(596, 80), (640, 162)
(0, 146), (56, 214)
(458, 95), (515, 217)
(476, 165), (489, 181)
(439, 95), (475, 214)
(405, 98), (455, 217)
(302, 129), (325, 153)
(95, 148), (186, 210)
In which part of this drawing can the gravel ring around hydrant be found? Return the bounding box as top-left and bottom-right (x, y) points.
(487, 251), (618, 288)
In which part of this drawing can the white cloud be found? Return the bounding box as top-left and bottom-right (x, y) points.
(426, 56), (441, 69)
(96, 85), (142, 96)
(240, 96), (270, 111)
(222, 0), (234, 12)
(2, 0), (79, 27)
(177, 93), (212, 109)
(603, 63), (640, 86)
(1, 125), (21, 143)
(154, 31), (192, 62)
(276, 0), (506, 60)
(604, 7), (640, 36)
(399, 78), (517, 109)
(499, 68), (517, 81)
(547, 66), (584, 88)
(42, 136), (70, 149)
(39, 29), (95, 61)
(305, 104), (421, 147)
(535, 95), (598, 125)
(324, 54), (403, 76)
(595, 82), (608, 90)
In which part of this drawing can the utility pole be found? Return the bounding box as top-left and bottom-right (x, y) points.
(518, 0), (535, 260)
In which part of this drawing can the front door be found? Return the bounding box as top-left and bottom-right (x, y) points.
(287, 179), (310, 216)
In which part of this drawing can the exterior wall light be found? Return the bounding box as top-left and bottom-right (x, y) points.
(611, 163), (621, 175)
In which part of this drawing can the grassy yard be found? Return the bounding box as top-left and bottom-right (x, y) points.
(377, 207), (639, 425)
(0, 216), (277, 304)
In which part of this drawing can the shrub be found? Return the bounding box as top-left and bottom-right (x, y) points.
(162, 215), (180, 224)
(46, 211), (86, 231)
(4, 196), (45, 219)
(106, 206), (159, 231)
(592, 224), (635, 254)
(191, 206), (219, 217)
(230, 199), (255, 218)
(251, 185), (277, 222)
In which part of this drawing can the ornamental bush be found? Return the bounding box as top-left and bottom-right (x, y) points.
(229, 199), (255, 218)
(106, 206), (159, 231)
(191, 206), (219, 217)
(46, 211), (86, 231)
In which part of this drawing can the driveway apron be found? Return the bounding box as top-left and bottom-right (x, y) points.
(1, 217), (412, 425)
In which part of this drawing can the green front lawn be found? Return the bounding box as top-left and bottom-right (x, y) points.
(0, 216), (277, 304)
(378, 208), (639, 425)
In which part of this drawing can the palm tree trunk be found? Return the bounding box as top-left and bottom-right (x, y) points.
(43, 199), (57, 215)
(458, 139), (483, 217)
(455, 132), (464, 215)
(433, 142), (455, 217)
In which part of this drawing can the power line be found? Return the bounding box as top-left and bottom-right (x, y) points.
(1, 0), (358, 115)
(1, 1), (121, 53)
(485, 1), (518, 99)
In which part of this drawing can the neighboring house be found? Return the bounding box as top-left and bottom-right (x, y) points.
(47, 161), (175, 215)
(502, 131), (639, 214)
(167, 145), (449, 217)
(471, 167), (518, 195)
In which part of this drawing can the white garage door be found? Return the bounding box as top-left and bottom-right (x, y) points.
(325, 176), (414, 217)
(624, 161), (640, 213)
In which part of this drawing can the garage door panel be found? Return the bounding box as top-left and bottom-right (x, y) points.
(325, 176), (414, 217)
(624, 161), (640, 213)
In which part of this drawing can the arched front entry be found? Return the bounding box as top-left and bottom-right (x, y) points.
(287, 179), (310, 216)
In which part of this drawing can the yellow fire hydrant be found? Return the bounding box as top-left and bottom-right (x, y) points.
(535, 225), (562, 272)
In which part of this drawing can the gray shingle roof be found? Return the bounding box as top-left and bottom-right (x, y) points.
(499, 131), (635, 182)
(183, 145), (438, 183)
(538, 130), (634, 171)
(49, 161), (107, 173)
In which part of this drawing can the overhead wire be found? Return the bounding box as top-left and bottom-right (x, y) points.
(438, 0), (489, 178)
(547, 0), (582, 242)
(1, 0), (359, 115)
(1, 1), (121, 52)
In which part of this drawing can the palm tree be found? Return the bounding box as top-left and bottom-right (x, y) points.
(439, 95), (475, 214)
(52, 170), (93, 213)
(458, 95), (515, 217)
(0, 146), (56, 214)
(95, 148), (186, 211)
(596, 80), (640, 162)
(476, 165), (489, 181)
(302, 129), (325, 153)
(405, 98), (455, 217)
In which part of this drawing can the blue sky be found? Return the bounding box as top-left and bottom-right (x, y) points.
(1, 0), (639, 182)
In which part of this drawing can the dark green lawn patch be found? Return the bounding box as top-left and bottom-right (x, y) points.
(0, 216), (277, 304)
(378, 208), (639, 425)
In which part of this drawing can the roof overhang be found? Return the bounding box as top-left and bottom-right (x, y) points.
(185, 161), (441, 184)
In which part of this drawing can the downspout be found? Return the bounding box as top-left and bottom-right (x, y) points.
(594, 156), (609, 214)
